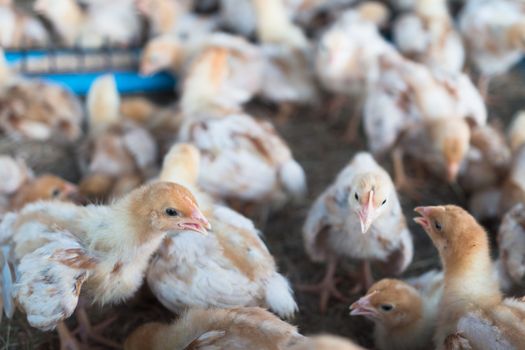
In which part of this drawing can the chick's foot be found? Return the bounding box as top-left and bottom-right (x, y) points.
(296, 260), (348, 313)
(73, 306), (120, 349)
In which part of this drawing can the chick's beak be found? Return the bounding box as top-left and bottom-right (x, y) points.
(358, 190), (375, 234)
(177, 209), (211, 235)
(350, 291), (378, 318)
(413, 206), (432, 231)
(139, 63), (154, 77)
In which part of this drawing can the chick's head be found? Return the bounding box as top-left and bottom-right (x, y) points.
(127, 182), (210, 237)
(414, 205), (487, 262)
(350, 279), (422, 329)
(349, 172), (392, 234)
(429, 118), (470, 182)
(140, 35), (182, 76)
(11, 175), (80, 210)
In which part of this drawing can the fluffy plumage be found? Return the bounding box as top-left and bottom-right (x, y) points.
(0, 181), (210, 331)
(148, 143), (297, 318)
(0, 0), (48, 48)
(414, 205), (525, 349)
(124, 307), (304, 350)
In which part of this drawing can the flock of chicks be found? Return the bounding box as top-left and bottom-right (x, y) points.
(2, 0), (525, 349)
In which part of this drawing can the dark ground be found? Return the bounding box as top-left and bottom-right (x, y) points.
(0, 68), (524, 349)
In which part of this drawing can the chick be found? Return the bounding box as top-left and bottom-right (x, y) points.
(0, 50), (83, 142)
(0, 181), (210, 348)
(458, 123), (511, 193)
(252, 0), (318, 121)
(365, 53), (486, 171)
(414, 205), (525, 349)
(78, 74), (157, 202)
(301, 152), (413, 312)
(135, 0), (192, 36)
(124, 307), (304, 350)
(350, 271), (443, 350)
(459, 0), (525, 96)
(147, 143), (297, 318)
(315, 2), (395, 140)
(508, 110), (525, 153)
(393, 0), (464, 72)
(497, 203), (525, 290)
(288, 334), (366, 350)
(34, 0), (141, 48)
(139, 16), (219, 76)
(179, 48), (306, 212)
(0, 0), (49, 48)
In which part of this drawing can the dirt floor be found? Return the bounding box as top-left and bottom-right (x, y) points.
(0, 67), (524, 349)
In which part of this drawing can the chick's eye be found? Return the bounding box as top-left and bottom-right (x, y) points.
(165, 208), (179, 217)
(354, 193), (359, 201)
(381, 199), (387, 206)
(434, 221), (442, 231)
(52, 188), (61, 197)
(380, 304), (394, 312)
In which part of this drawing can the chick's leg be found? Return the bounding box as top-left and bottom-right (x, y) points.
(74, 305), (119, 349)
(296, 259), (348, 313)
(57, 322), (81, 350)
(392, 148), (424, 199)
(343, 96), (363, 144)
(276, 102), (295, 125)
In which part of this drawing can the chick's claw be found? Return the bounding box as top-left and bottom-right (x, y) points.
(296, 261), (349, 313)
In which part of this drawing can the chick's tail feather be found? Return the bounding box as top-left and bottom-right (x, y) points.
(265, 273), (297, 319)
(279, 160), (307, 202)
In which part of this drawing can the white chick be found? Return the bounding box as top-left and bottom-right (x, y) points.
(34, 0), (142, 48)
(178, 48), (305, 210)
(364, 54), (486, 156)
(0, 50), (83, 142)
(135, 0), (193, 36)
(459, 0), (525, 96)
(148, 143), (298, 318)
(124, 307), (304, 350)
(78, 74), (157, 202)
(0, 182), (210, 349)
(253, 0), (318, 120)
(0, 0), (49, 48)
(497, 203), (525, 290)
(301, 152), (413, 312)
(315, 2), (397, 140)
(350, 271), (443, 350)
(414, 205), (525, 350)
(393, 0), (465, 72)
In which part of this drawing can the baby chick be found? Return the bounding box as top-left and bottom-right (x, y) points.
(179, 48), (306, 212)
(79, 74), (157, 202)
(0, 50), (83, 142)
(147, 143), (297, 318)
(459, 0), (525, 96)
(350, 270), (443, 350)
(34, 0), (141, 48)
(0, 156), (80, 221)
(288, 334), (366, 350)
(0, 181), (209, 348)
(252, 0), (318, 121)
(497, 203), (525, 290)
(136, 0), (192, 36)
(139, 15), (219, 76)
(124, 307), (304, 350)
(301, 152), (413, 312)
(0, 0), (49, 48)
(414, 205), (525, 349)
(315, 1), (395, 140)
(393, 0), (464, 72)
